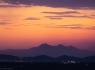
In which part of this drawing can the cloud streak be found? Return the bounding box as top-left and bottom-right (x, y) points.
(45, 15), (95, 19)
(24, 17), (40, 20)
(47, 17), (63, 20)
(4, 28), (12, 29)
(85, 26), (95, 30)
(42, 11), (81, 15)
(0, 22), (10, 25)
(32, 23), (95, 30)
(2, 0), (95, 9)
(46, 24), (82, 29)
(46, 24), (95, 30)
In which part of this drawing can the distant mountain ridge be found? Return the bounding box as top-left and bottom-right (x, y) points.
(0, 43), (95, 58)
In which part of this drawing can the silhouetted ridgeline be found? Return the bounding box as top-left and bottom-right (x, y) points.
(0, 54), (95, 62)
(0, 43), (95, 58)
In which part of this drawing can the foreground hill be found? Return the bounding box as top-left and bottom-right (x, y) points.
(0, 54), (95, 62)
(0, 54), (20, 62)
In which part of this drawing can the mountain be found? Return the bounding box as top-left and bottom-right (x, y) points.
(56, 55), (81, 62)
(0, 43), (95, 58)
(22, 57), (34, 62)
(82, 56), (95, 62)
(0, 54), (20, 62)
(0, 54), (95, 62)
(22, 55), (55, 62)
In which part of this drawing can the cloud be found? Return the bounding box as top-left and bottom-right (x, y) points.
(12, 22), (95, 31)
(47, 17), (63, 20)
(12, 23), (32, 26)
(24, 17), (40, 20)
(2, 0), (95, 9)
(45, 15), (95, 19)
(42, 11), (81, 15)
(0, 22), (10, 25)
(57, 24), (82, 26)
(90, 26), (95, 30)
(0, 4), (31, 7)
(2, 20), (11, 21)
(46, 24), (82, 29)
(36, 23), (95, 30)
(29, 23), (83, 29)
(85, 26), (95, 30)
(4, 28), (12, 29)
(91, 15), (95, 16)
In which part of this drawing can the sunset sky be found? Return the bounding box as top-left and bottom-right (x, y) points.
(0, 0), (95, 51)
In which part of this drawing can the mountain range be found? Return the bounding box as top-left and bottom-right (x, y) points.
(0, 43), (95, 58)
(0, 54), (95, 62)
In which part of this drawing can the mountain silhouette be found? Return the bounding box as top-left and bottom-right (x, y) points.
(82, 56), (95, 62)
(56, 55), (81, 62)
(0, 43), (95, 58)
(0, 54), (19, 62)
(0, 54), (95, 62)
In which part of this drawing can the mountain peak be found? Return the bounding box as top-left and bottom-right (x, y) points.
(57, 44), (65, 47)
(39, 43), (51, 47)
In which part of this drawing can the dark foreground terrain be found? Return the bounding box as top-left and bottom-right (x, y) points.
(0, 62), (95, 70)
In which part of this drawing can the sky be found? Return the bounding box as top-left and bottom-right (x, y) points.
(0, 0), (95, 51)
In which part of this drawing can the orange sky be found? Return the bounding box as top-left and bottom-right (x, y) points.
(0, 6), (95, 50)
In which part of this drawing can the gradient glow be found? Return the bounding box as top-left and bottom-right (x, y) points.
(0, 5), (95, 51)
